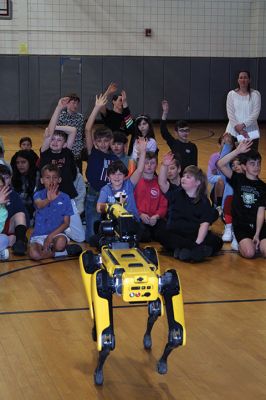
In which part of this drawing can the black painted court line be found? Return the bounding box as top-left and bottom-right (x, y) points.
(193, 129), (215, 141)
(1, 297), (265, 316)
(0, 257), (78, 278)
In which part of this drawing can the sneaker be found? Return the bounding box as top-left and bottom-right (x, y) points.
(222, 224), (233, 242)
(231, 234), (239, 251)
(12, 240), (27, 256)
(216, 206), (223, 217)
(0, 249), (9, 260)
(66, 244), (83, 256)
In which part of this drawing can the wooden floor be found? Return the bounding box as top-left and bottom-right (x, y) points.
(0, 122), (265, 400)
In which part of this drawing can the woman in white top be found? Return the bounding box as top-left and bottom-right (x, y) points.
(131, 115), (158, 160)
(226, 70), (261, 150)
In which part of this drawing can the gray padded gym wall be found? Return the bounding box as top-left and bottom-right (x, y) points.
(190, 58), (210, 120)
(209, 58), (230, 120)
(0, 55), (19, 120)
(39, 56), (61, 120)
(60, 56), (82, 99)
(28, 56), (40, 121)
(0, 56), (265, 122)
(143, 57), (164, 118)
(163, 57), (190, 120)
(122, 57), (144, 117)
(81, 56), (103, 117)
(19, 56), (29, 120)
(103, 56), (123, 110)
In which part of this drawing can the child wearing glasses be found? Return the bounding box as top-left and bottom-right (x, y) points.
(161, 100), (198, 172)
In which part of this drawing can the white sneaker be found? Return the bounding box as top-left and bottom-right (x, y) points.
(222, 224), (233, 242)
(0, 248), (9, 260)
(231, 234), (239, 251)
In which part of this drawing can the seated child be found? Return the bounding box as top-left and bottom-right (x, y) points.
(93, 138), (147, 245)
(39, 97), (85, 243)
(0, 138), (12, 172)
(110, 131), (130, 167)
(11, 149), (40, 225)
(84, 93), (118, 241)
(131, 115), (158, 161)
(207, 134), (226, 213)
(29, 164), (82, 260)
(0, 165), (28, 256)
(157, 165), (223, 262)
(217, 140), (266, 259)
(134, 152), (168, 242)
(12, 136), (39, 167)
(0, 175), (11, 260)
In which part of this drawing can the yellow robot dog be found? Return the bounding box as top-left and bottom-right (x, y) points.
(80, 203), (186, 385)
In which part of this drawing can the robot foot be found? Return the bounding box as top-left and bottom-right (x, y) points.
(143, 333), (152, 350)
(94, 368), (104, 386)
(157, 358), (168, 375)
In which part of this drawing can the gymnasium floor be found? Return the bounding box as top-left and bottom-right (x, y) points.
(0, 122), (265, 400)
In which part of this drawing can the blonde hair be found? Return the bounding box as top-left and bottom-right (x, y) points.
(183, 165), (207, 203)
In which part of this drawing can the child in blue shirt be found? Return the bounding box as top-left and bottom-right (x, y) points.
(29, 164), (82, 260)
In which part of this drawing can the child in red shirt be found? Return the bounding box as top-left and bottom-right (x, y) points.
(134, 152), (168, 242)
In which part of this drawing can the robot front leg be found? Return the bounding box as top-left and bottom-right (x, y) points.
(143, 299), (162, 350)
(92, 270), (115, 385)
(157, 269), (186, 375)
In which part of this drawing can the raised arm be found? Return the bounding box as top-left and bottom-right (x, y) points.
(100, 82), (117, 116)
(130, 138), (147, 186)
(158, 152), (174, 193)
(217, 139), (253, 179)
(55, 125), (77, 150)
(161, 99), (169, 121)
(85, 94), (108, 154)
(41, 97), (70, 152)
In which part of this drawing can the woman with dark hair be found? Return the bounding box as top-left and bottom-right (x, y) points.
(226, 70), (261, 150)
(131, 115), (158, 160)
(10, 150), (40, 224)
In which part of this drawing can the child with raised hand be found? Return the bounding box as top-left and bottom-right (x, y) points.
(39, 96), (85, 244)
(0, 176), (11, 260)
(158, 152), (181, 194)
(84, 93), (118, 241)
(157, 165), (223, 263)
(161, 100), (198, 172)
(29, 164), (82, 260)
(217, 140), (266, 258)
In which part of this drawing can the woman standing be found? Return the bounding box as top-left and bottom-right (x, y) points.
(226, 71), (261, 150)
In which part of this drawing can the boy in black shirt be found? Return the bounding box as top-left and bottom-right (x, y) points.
(39, 97), (85, 243)
(161, 100), (198, 172)
(217, 140), (266, 259)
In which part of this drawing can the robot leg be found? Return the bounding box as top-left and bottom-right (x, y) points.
(92, 269), (115, 385)
(143, 298), (162, 350)
(157, 269), (186, 374)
